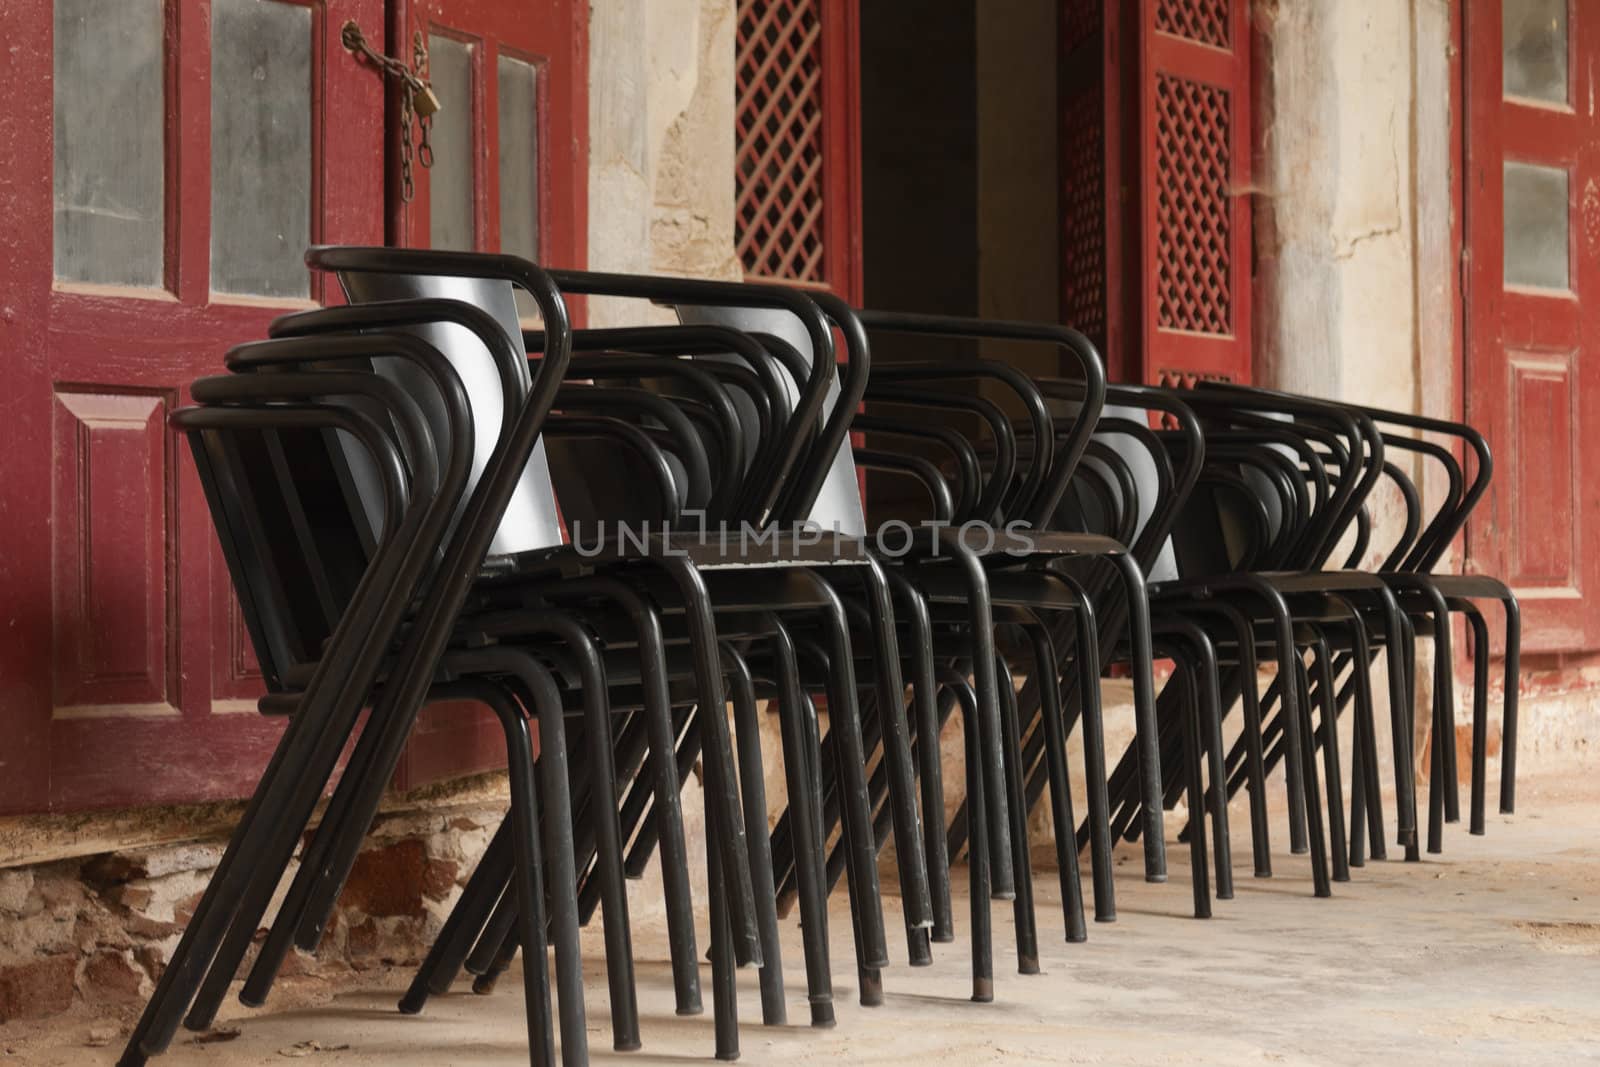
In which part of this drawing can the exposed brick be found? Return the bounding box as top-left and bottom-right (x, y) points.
(102, 884), (153, 913)
(174, 890), (204, 928)
(79, 854), (147, 888)
(82, 950), (143, 1002)
(134, 945), (165, 982)
(339, 840), (427, 918)
(421, 858), (459, 902)
(0, 955), (77, 1023)
(346, 918), (381, 964)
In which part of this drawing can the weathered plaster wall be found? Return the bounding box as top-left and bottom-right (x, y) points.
(587, 0), (739, 327)
(1256, 0), (1451, 782)
(1255, 1), (1419, 414)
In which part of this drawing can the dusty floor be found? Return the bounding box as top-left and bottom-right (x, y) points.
(6, 774), (1600, 1066)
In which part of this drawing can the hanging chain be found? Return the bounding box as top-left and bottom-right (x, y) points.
(412, 31), (435, 170)
(340, 20), (441, 202)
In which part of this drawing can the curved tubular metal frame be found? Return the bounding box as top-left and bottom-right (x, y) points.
(852, 309), (1108, 525)
(124, 383), (442, 1064)
(544, 266), (837, 526)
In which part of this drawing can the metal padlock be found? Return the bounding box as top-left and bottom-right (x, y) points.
(411, 82), (441, 118)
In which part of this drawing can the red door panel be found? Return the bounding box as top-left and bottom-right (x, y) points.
(1465, 0), (1600, 653)
(0, 0), (386, 814)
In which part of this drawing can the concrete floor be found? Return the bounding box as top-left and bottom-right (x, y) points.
(10, 774), (1600, 1065)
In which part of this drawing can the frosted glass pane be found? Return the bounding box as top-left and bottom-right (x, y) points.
(53, 0), (164, 287)
(429, 35), (475, 251)
(210, 0), (312, 298)
(1504, 0), (1568, 104)
(1503, 161), (1569, 290)
(497, 55), (540, 316)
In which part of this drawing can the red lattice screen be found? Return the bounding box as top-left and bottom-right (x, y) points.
(1155, 0), (1230, 49)
(1137, 0), (1251, 384)
(735, 0), (857, 291)
(1154, 74), (1232, 335)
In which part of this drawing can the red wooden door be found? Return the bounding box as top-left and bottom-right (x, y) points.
(388, 0), (588, 787)
(1465, 0), (1600, 653)
(0, 0), (386, 814)
(1137, 0), (1252, 386)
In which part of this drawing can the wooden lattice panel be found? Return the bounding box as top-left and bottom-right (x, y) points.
(1155, 0), (1230, 50)
(736, 0), (826, 284)
(1154, 74), (1232, 336)
(1060, 80), (1107, 346)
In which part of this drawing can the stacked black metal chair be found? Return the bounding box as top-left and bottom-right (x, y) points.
(119, 237), (1522, 1067)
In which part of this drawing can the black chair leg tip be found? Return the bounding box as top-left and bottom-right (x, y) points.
(1145, 873), (1168, 884)
(675, 1003), (704, 1017)
(397, 990), (428, 1015)
(971, 977), (994, 1003)
(909, 927), (933, 966)
(471, 974), (499, 995)
(859, 969), (884, 1006)
(615, 1038), (644, 1053)
(809, 1001), (836, 1028)
(1019, 956), (1041, 975)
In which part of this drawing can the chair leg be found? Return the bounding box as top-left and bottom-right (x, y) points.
(1292, 656), (1332, 899)
(854, 561), (935, 947)
(942, 675), (993, 1003)
(402, 796), (514, 1011)
(1109, 553), (1167, 883)
(1309, 634), (1349, 884)
(1501, 593), (1521, 814)
(943, 546), (1017, 897)
(887, 570), (955, 944)
(995, 654), (1040, 973)
(481, 685), (559, 1067)
(796, 636), (887, 1003)
(1023, 623), (1089, 940)
(704, 730), (740, 1063)
(721, 645), (787, 1026)
(1177, 663), (1211, 920)
(1463, 605), (1490, 836)
(1342, 611), (1387, 865)
(658, 558), (762, 963)
(767, 622), (836, 1028)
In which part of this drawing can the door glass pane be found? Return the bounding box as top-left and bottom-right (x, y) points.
(1504, 161), (1569, 290)
(428, 35), (475, 251)
(1504, 0), (1568, 104)
(497, 55), (541, 317)
(53, 0), (164, 287)
(210, 0), (312, 298)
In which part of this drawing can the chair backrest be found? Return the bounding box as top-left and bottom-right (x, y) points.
(334, 269), (565, 555)
(675, 304), (869, 537)
(1048, 398), (1180, 581)
(179, 400), (407, 693)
